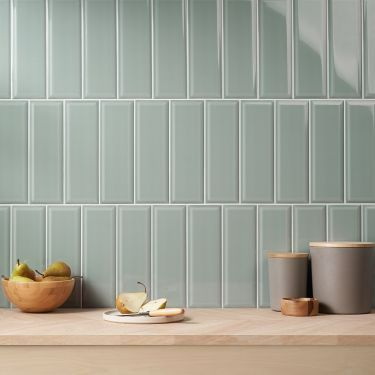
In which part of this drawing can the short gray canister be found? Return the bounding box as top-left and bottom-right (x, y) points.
(310, 242), (374, 314)
(268, 252), (309, 311)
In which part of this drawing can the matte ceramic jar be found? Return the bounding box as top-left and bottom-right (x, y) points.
(268, 252), (309, 311)
(310, 242), (374, 314)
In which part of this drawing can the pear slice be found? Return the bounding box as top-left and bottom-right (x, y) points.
(139, 298), (167, 313)
(115, 282), (148, 314)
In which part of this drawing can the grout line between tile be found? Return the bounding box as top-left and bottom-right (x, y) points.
(291, 204), (294, 252)
(63, 100), (66, 203)
(204, 100), (207, 204)
(185, 205), (189, 307)
(133, 100), (136, 203)
(343, 100), (347, 203)
(151, 0), (154, 99)
(256, 204), (259, 308)
(45, 205), (48, 267)
(256, 0), (259, 99)
(326, 0), (330, 98)
(291, 0), (294, 99)
(168, 100), (171, 203)
(221, 205), (224, 308)
(98, 100), (101, 203)
(81, 0), (84, 99)
(238, 100), (241, 203)
(361, 0), (364, 99)
(116, 0), (119, 99)
(45, 0), (48, 98)
(80, 204), (83, 308)
(27, 100), (30, 204)
(10, 0), (13, 99)
(115, 205), (118, 297)
(308, 100), (311, 203)
(273, 99), (276, 203)
(221, 0), (224, 99)
(150, 205), (154, 300)
(185, 0), (189, 98)
(326, 204), (329, 241)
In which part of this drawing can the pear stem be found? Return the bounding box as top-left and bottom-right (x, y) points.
(137, 281), (147, 294)
(17, 259), (20, 266)
(35, 270), (44, 277)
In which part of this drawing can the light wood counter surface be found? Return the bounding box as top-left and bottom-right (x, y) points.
(1, 308), (375, 346)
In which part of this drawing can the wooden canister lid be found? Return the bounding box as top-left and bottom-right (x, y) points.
(309, 242), (374, 248)
(267, 252), (309, 258)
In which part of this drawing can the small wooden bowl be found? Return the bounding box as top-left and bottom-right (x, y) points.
(1, 278), (75, 313)
(281, 298), (319, 317)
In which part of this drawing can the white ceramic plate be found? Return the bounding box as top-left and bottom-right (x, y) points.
(103, 310), (185, 324)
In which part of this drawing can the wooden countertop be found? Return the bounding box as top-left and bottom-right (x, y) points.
(1, 308), (375, 346)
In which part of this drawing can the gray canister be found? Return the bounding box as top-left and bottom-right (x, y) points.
(268, 252), (309, 311)
(310, 242), (374, 314)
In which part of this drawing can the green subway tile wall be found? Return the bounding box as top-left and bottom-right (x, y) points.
(0, 0), (374, 308)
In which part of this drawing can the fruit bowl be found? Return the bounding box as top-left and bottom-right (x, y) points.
(1, 278), (75, 313)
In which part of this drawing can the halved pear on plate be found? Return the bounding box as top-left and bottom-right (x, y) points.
(139, 298), (167, 313)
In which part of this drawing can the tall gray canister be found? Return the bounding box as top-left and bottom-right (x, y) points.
(268, 252), (309, 311)
(310, 242), (374, 314)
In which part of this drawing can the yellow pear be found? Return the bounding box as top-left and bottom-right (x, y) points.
(11, 259), (36, 280)
(9, 275), (35, 282)
(42, 276), (72, 282)
(38, 261), (71, 278)
(115, 282), (148, 314)
(139, 298), (167, 313)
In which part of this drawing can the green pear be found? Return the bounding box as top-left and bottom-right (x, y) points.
(116, 282), (148, 314)
(10, 275), (35, 282)
(11, 259), (36, 280)
(139, 298), (167, 313)
(38, 261), (71, 278)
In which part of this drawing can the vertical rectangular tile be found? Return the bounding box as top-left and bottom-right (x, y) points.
(83, 206), (115, 307)
(48, 206), (81, 307)
(171, 101), (204, 203)
(242, 101), (274, 203)
(311, 101), (344, 202)
(347, 102), (375, 202)
(276, 101), (308, 203)
(101, 101), (134, 203)
(259, 206), (291, 307)
(223, 206), (256, 307)
(49, 0), (81, 98)
(293, 206), (326, 252)
(362, 206), (375, 306)
(136, 101), (168, 203)
(153, 206), (186, 306)
(13, 207), (45, 273)
(30, 101), (63, 203)
(329, 0), (361, 98)
(364, 0), (375, 98)
(118, 206), (151, 293)
(223, 0), (256, 98)
(0, 0), (10, 98)
(189, 0), (221, 98)
(188, 206), (221, 307)
(66, 101), (98, 203)
(294, 0), (326, 98)
(14, 0), (46, 98)
(259, 0), (292, 98)
(84, 0), (116, 98)
(328, 205), (361, 241)
(0, 207), (10, 307)
(119, 0), (151, 98)
(154, 0), (186, 98)
(0, 102), (27, 203)
(207, 101), (239, 202)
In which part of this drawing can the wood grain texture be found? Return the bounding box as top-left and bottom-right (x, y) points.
(0, 308), (375, 346)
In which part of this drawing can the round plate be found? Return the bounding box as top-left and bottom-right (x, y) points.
(103, 310), (185, 324)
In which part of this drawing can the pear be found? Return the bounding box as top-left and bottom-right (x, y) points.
(37, 261), (71, 278)
(139, 298), (167, 313)
(115, 282), (148, 314)
(11, 259), (36, 281)
(42, 276), (72, 282)
(9, 275), (35, 282)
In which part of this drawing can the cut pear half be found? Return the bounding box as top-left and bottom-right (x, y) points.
(139, 298), (167, 313)
(116, 292), (148, 314)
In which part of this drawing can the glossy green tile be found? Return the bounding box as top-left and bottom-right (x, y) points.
(13, 207), (45, 273)
(48, 206), (81, 307)
(328, 205), (361, 241)
(276, 101), (308, 203)
(153, 206), (186, 306)
(0, 0), (10, 98)
(30, 102), (63, 203)
(223, 206), (256, 307)
(347, 102), (375, 202)
(83, 206), (116, 307)
(84, 0), (116, 98)
(364, 0), (375, 98)
(242, 101), (274, 203)
(66, 101), (99, 203)
(0, 207), (10, 307)
(135, 101), (168, 203)
(188, 206), (221, 307)
(118, 206), (151, 293)
(14, 0), (45, 98)
(294, 0), (326, 98)
(329, 0), (361, 98)
(49, 0), (81, 98)
(224, 0), (256, 98)
(119, 0), (151, 98)
(362, 206), (375, 306)
(293, 206), (326, 252)
(0, 102), (27, 203)
(101, 101), (134, 203)
(189, 0), (221, 98)
(154, 0), (186, 98)
(259, 206), (291, 307)
(171, 101), (204, 203)
(311, 101), (344, 202)
(259, 0), (291, 98)
(207, 101), (239, 202)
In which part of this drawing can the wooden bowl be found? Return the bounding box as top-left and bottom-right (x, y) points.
(281, 298), (319, 317)
(1, 278), (75, 313)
